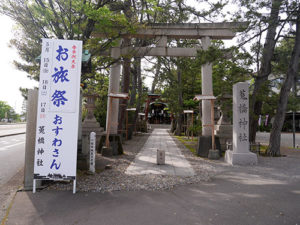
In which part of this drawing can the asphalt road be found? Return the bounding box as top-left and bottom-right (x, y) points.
(0, 134), (25, 186)
(7, 155), (300, 225)
(0, 123), (26, 137)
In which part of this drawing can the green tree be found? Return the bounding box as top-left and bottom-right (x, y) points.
(0, 0), (136, 127)
(0, 101), (19, 121)
(268, 4), (300, 155)
(0, 101), (11, 120)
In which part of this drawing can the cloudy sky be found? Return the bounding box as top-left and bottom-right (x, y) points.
(0, 2), (239, 115)
(0, 15), (38, 114)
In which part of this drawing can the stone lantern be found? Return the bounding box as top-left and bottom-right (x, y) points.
(215, 93), (233, 151)
(81, 91), (104, 167)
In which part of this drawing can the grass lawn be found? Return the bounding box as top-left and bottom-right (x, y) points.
(175, 135), (198, 155)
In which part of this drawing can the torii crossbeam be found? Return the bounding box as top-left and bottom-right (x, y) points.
(94, 22), (245, 139)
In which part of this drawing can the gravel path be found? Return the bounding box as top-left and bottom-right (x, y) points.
(46, 130), (300, 193)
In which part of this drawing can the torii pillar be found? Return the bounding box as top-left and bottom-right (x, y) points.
(106, 45), (121, 134)
(201, 36), (213, 136)
(96, 22), (246, 140)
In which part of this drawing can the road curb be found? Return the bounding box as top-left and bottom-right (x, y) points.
(0, 188), (19, 225)
(0, 132), (26, 138)
(0, 168), (24, 225)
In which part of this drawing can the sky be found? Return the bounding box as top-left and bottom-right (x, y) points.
(0, 2), (240, 114)
(0, 15), (38, 114)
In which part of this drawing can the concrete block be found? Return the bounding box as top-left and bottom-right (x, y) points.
(101, 146), (113, 157)
(197, 135), (221, 158)
(225, 150), (258, 165)
(98, 133), (123, 155)
(157, 149), (165, 165)
(208, 149), (220, 160)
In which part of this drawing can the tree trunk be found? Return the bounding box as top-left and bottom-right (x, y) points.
(129, 65), (137, 106)
(118, 38), (131, 134)
(133, 57), (142, 129)
(249, 0), (283, 143)
(118, 0), (132, 134)
(151, 57), (161, 93)
(171, 118), (176, 133)
(268, 12), (300, 156)
(174, 67), (183, 136)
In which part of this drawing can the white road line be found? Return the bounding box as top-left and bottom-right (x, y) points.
(0, 141), (25, 151)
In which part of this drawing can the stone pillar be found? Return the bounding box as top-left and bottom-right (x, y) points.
(156, 36), (167, 47)
(201, 36), (213, 136)
(106, 45), (121, 134)
(82, 93), (104, 154)
(215, 94), (233, 151)
(24, 89), (41, 190)
(89, 132), (96, 173)
(225, 82), (257, 165)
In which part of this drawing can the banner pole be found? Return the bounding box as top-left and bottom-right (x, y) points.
(33, 179), (36, 193)
(73, 179), (76, 194)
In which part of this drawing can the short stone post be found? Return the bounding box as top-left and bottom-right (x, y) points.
(225, 82), (257, 165)
(24, 89), (41, 190)
(89, 132), (96, 173)
(157, 149), (165, 165)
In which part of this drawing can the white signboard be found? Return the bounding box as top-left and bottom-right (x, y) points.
(89, 132), (96, 173)
(34, 38), (82, 181)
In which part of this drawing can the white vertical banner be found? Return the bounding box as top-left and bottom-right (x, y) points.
(34, 38), (82, 180)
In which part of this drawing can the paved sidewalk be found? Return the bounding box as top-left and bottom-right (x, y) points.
(3, 132), (300, 225)
(126, 128), (195, 176)
(5, 157), (300, 225)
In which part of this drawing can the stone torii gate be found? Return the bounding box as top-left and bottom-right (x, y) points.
(97, 22), (244, 142)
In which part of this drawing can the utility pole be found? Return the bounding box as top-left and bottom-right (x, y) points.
(292, 75), (299, 149)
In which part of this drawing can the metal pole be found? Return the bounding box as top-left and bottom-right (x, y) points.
(126, 110), (128, 140)
(106, 97), (113, 148)
(33, 179), (36, 193)
(211, 100), (215, 150)
(184, 113), (186, 137)
(73, 179), (76, 194)
(293, 76), (297, 149)
(293, 111), (296, 149)
(192, 112), (194, 141)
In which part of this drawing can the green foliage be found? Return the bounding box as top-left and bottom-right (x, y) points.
(0, 101), (11, 119)
(188, 118), (202, 136)
(1, 0), (258, 128)
(159, 56), (202, 117)
(160, 41), (252, 121)
(0, 101), (19, 121)
(82, 69), (109, 127)
(259, 38), (300, 118)
(183, 99), (198, 109)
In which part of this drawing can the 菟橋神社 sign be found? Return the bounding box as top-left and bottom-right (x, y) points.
(33, 39), (82, 184)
